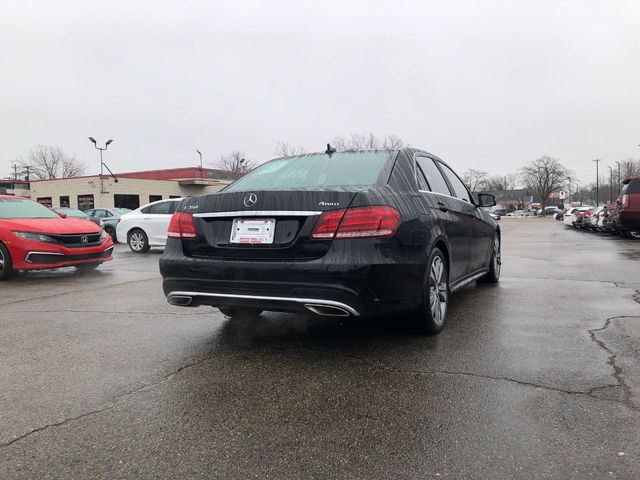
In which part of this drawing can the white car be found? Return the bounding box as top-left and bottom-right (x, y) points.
(562, 206), (591, 227)
(116, 198), (184, 252)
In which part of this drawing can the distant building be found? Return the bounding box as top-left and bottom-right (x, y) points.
(0, 179), (30, 197)
(483, 188), (529, 211)
(27, 167), (242, 210)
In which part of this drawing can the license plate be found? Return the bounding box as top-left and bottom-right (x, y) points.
(230, 218), (275, 244)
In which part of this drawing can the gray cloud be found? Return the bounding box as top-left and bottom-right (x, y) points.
(1, 0), (639, 184)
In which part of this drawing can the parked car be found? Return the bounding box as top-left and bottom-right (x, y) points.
(563, 207), (590, 227)
(613, 177), (640, 239)
(160, 148), (501, 335)
(518, 209), (537, 217)
(0, 195), (113, 280)
(116, 198), (184, 252)
(598, 205), (617, 233)
(493, 208), (507, 217)
(540, 206), (561, 217)
(53, 207), (101, 226)
(589, 206), (608, 231)
(574, 208), (595, 229)
(85, 208), (132, 241)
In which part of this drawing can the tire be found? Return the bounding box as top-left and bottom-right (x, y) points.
(76, 263), (101, 271)
(412, 247), (449, 335)
(479, 234), (501, 284)
(105, 226), (116, 242)
(218, 307), (263, 318)
(128, 229), (150, 253)
(628, 229), (640, 240)
(0, 242), (14, 281)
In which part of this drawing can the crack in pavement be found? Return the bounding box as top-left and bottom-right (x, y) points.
(4, 313), (639, 449)
(297, 344), (622, 398)
(587, 315), (640, 413)
(0, 278), (158, 307)
(0, 351), (215, 449)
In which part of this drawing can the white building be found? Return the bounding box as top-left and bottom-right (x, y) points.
(27, 167), (240, 210)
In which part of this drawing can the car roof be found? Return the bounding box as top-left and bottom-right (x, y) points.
(138, 197), (184, 209)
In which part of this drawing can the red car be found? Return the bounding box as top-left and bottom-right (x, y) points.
(614, 176), (640, 239)
(0, 195), (114, 280)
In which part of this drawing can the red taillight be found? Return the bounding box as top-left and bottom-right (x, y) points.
(311, 209), (346, 239)
(622, 194), (630, 208)
(311, 206), (400, 240)
(167, 212), (196, 239)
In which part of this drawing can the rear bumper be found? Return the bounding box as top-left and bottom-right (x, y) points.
(167, 291), (360, 316)
(160, 239), (424, 317)
(615, 211), (640, 229)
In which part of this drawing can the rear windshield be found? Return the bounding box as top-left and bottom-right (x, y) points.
(224, 151), (393, 192)
(114, 208), (132, 214)
(0, 197), (60, 219)
(621, 179), (640, 195)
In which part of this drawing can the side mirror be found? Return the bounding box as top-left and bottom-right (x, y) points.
(475, 193), (496, 207)
(56, 211), (68, 218)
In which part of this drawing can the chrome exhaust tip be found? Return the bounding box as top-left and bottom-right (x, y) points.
(304, 304), (351, 317)
(168, 295), (193, 307)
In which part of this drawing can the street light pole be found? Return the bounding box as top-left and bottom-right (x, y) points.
(614, 160), (621, 195)
(607, 165), (613, 204)
(89, 137), (114, 194)
(196, 149), (203, 180)
(593, 159), (601, 207)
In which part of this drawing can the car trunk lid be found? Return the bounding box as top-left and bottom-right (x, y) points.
(180, 189), (364, 260)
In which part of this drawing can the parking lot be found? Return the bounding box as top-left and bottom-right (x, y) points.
(1, 218), (639, 479)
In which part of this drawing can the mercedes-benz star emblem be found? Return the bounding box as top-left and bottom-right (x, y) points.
(243, 193), (257, 208)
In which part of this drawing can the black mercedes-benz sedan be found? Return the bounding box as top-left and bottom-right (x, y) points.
(160, 148), (500, 334)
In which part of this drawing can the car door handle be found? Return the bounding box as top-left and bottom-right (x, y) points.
(437, 202), (448, 212)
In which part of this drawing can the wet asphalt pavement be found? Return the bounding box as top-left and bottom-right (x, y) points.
(1, 218), (639, 479)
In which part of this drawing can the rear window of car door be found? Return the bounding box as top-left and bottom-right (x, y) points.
(148, 202), (172, 214)
(438, 162), (471, 203)
(416, 157), (451, 196)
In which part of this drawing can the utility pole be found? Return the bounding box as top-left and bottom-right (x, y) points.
(607, 165), (613, 204)
(593, 159), (601, 206)
(614, 161), (621, 195)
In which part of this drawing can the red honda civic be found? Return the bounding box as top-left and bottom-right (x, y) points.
(0, 195), (114, 280)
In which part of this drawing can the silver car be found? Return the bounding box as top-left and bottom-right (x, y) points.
(85, 208), (132, 241)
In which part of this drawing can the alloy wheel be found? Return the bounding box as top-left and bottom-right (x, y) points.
(630, 230), (640, 240)
(130, 232), (145, 251)
(429, 255), (448, 327)
(493, 236), (501, 277)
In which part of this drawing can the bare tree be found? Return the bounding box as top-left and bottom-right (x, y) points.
(620, 158), (640, 180)
(330, 132), (407, 150)
(217, 150), (254, 173)
(331, 135), (348, 150)
(521, 156), (570, 211)
(462, 168), (488, 191)
(18, 145), (86, 180)
(381, 134), (405, 149)
(504, 172), (520, 190)
(274, 141), (306, 158)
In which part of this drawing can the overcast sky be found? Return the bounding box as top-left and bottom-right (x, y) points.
(1, 0), (639, 184)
